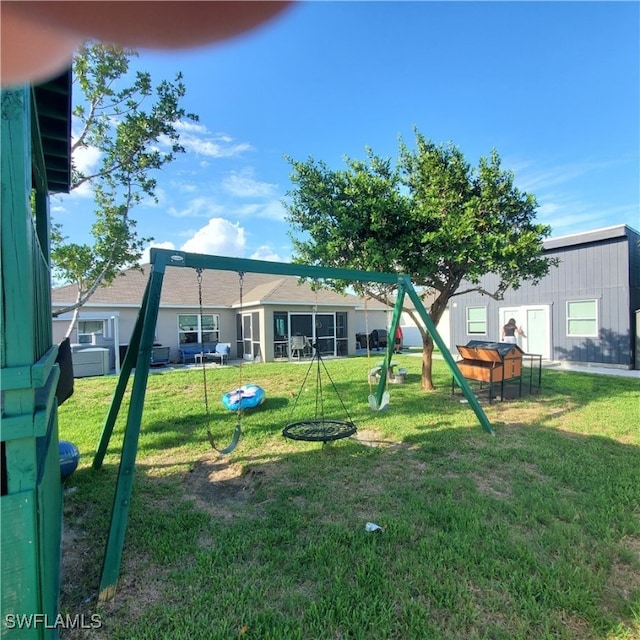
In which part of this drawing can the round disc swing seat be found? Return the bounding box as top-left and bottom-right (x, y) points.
(283, 342), (356, 443)
(283, 419), (356, 443)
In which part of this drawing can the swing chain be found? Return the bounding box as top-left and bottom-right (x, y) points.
(364, 291), (390, 411)
(196, 268), (213, 428)
(237, 270), (245, 391)
(196, 267), (241, 455)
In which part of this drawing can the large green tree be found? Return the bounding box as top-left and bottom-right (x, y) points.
(285, 129), (556, 389)
(51, 43), (198, 335)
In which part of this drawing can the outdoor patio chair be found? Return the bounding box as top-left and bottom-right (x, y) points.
(290, 335), (307, 360)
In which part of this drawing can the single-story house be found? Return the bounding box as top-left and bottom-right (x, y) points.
(448, 224), (640, 369)
(51, 265), (399, 368)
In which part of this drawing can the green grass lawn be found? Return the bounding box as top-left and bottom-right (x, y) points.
(57, 356), (640, 639)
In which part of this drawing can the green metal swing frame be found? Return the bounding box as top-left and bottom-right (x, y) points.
(92, 248), (494, 602)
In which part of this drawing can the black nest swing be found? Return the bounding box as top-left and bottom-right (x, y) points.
(283, 342), (356, 443)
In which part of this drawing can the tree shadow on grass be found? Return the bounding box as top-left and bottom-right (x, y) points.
(84, 362), (637, 477)
(59, 418), (640, 640)
(58, 360), (637, 638)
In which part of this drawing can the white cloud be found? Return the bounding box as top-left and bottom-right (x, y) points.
(168, 197), (225, 219)
(536, 195), (635, 236)
(174, 120), (210, 135)
(513, 159), (613, 194)
(168, 194), (286, 223)
(216, 200), (286, 222)
(182, 136), (253, 158)
(70, 124), (102, 199)
(139, 241), (176, 265)
(506, 156), (637, 236)
(68, 141), (101, 198)
(223, 169), (277, 198)
(237, 200), (287, 221)
(259, 200), (287, 221)
(250, 245), (288, 262)
(138, 187), (168, 209)
(181, 218), (246, 256)
(161, 121), (253, 158)
(234, 203), (263, 217)
(72, 143), (102, 176)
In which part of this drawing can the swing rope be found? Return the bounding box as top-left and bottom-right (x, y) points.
(286, 341), (354, 426)
(365, 294), (373, 394)
(197, 268), (242, 455)
(284, 342), (356, 443)
(283, 281), (355, 443)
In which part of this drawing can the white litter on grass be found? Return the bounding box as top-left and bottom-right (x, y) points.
(365, 522), (384, 533)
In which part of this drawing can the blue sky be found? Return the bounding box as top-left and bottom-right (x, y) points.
(53, 1), (640, 264)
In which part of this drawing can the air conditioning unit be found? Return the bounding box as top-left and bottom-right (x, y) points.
(71, 347), (110, 378)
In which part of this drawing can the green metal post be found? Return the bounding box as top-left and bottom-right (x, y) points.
(400, 276), (494, 435)
(93, 276), (150, 469)
(98, 264), (166, 602)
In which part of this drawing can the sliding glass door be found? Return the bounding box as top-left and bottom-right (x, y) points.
(286, 312), (342, 357)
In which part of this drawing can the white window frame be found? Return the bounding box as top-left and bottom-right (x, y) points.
(466, 306), (487, 335)
(77, 319), (106, 344)
(566, 299), (598, 338)
(177, 313), (220, 344)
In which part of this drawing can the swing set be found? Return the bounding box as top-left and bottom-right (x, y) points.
(92, 248), (493, 602)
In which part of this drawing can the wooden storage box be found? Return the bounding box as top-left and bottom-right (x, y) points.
(457, 343), (523, 382)
(455, 341), (524, 401)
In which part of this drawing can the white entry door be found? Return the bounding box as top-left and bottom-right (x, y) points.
(499, 306), (551, 358)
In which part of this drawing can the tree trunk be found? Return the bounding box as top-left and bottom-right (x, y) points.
(421, 332), (435, 391)
(63, 291), (83, 339)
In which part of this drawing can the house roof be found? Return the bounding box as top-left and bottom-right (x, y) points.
(543, 224), (639, 251)
(51, 264), (368, 310)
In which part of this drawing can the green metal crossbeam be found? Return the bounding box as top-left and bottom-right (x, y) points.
(150, 248), (401, 284)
